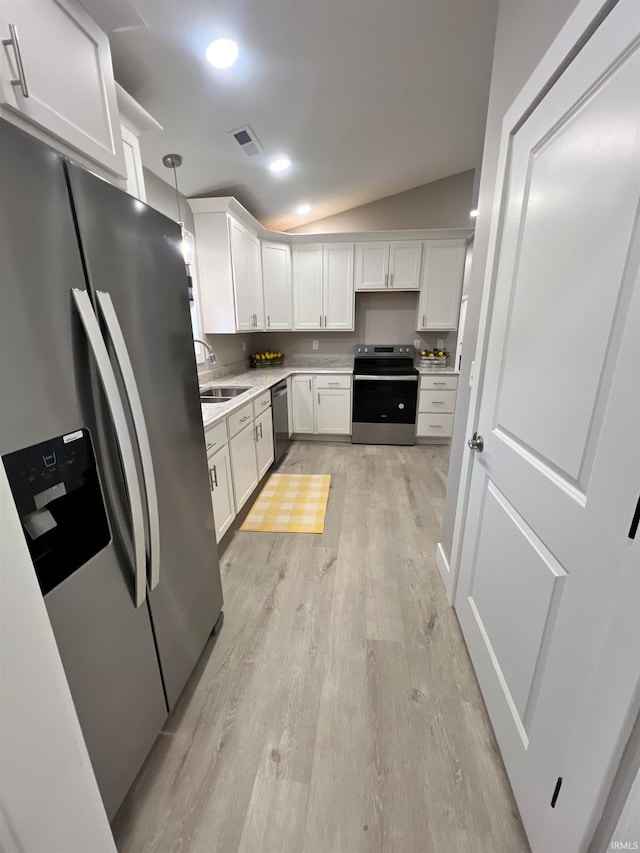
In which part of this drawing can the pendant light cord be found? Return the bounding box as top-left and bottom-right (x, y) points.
(172, 162), (182, 225)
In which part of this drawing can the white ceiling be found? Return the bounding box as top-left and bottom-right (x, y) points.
(84, 0), (498, 230)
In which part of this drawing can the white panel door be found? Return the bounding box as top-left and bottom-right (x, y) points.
(120, 125), (145, 202)
(0, 0), (125, 176)
(417, 240), (465, 330)
(388, 241), (422, 290)
(292, 245), (323, 330)
(316, 388), (351, 435)
(261, 241), (292, 330)
(246, 229), (264, 330)
(291, 376), (314, 433)
(454, 7), (640, 851)
(255, 407), (274, 479)
(323, 243), (354, 330)
(229, 422), (259, 511)
(207, 444), (235, 542)
(354, 242), (389, 290)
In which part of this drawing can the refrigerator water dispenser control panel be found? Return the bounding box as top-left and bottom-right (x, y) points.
(2, 429), (111, 595)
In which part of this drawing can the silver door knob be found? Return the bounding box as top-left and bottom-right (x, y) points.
(468, 432), (484, 451)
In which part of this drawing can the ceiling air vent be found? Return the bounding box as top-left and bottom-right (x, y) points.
(228, 125), (262, 157)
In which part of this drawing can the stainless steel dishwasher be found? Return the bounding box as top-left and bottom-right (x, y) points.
(271, 380), (290, 464)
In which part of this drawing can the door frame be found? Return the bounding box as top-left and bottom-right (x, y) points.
(446, 0), (640, 845)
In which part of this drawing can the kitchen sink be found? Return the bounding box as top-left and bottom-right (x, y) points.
(210, 386), (250, 397)
(199, 386), (250, 404)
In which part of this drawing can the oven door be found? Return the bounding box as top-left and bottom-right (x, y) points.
(352, 375), (418, 424)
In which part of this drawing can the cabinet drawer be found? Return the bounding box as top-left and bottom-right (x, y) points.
(227, 401), (254, 439)
(252, 390), (272, 419)
(417, 413), (454, 437)
(420, 375), (458, 391)
(315, 375), (351, 390)
(419, 389), (457, 414)
(204, 419), (228, 453)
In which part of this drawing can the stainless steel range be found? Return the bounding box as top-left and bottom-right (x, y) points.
(351, 345), (419, 445)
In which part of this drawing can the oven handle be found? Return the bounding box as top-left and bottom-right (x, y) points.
(353, 375), (418, 382)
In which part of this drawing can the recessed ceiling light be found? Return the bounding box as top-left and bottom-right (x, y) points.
(296, 203), (311, 215)
(470, 209), (479, 218)
(269, 156), (291, 173)
(206, 38), (239, 69)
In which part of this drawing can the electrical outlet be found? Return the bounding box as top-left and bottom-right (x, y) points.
(436, 338), (445, 350)
(242, 341), (246, 352)
(312, 340), (319, 351)
(413, 339), (420, 350)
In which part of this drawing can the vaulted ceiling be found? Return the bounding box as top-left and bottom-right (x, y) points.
(82, 0), (498, 230)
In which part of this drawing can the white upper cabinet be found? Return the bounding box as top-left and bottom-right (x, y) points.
(417, 239), (466, 331)
(292, 245), (323, 330)
(261, 241), (292, 330)
(323, 243), (354, 330)
(355, 242), (389, 290)
(116, 84), (162, 203)
(230, 218), (264, 332)
(389, 241), (422, 290)
(0, 0), (125, 178)
(292, 243), (354, 331)
(355, 240), (422, 291)
(191, 211), (265, 334)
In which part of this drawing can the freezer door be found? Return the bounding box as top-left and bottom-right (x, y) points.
(66, 163), (223, 708)
(0, 119), (167, 819)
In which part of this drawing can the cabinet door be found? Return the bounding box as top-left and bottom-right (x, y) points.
(389, 241), (422, 290)
(207, 444), (235, 542)
(316, 388), (351, 435)
(255, 407), (274, 479)
(292, 245), (323, 330)
(229, 422), (259, 511)
(261, 241), (292, 330)
(0, 1), (125, 177)
(291, 376), (314, 433)
(417, 239), (466, 330)
(287, 376), (293, 437)
(323, 243), (354, 330)
(121, 124), (146, 202)
(354, 242), (389, 290)
(230, 218), (263, 331)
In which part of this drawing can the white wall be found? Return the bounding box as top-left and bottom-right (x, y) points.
(257, 291), (456, 358)
(0, 469), (116, 853)
(439, 0), (581, 561)
(287, 170), (475, 234)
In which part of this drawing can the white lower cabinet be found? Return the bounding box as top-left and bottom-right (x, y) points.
(292, 374), (352, 435)
(416, 374), (458, 440)
(292, 376), (315, 433)
(229, 421), (259, 511)
(255, 407), (274, 478)
(207, 444), (235, 543)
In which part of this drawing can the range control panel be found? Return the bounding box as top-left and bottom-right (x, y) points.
(354, 344), (415, 358)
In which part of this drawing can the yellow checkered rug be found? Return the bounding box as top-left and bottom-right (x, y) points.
(240, 474), (331, 534)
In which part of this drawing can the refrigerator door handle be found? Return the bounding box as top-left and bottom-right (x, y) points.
(71, 288), (147, 607)
(95, 291), (161, 591)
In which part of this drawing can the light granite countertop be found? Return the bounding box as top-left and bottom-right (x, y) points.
(200, 364), (459, 429)
(200, 366), (354, 429)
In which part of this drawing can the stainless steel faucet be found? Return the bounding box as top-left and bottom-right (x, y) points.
(194, 338), (216, 364)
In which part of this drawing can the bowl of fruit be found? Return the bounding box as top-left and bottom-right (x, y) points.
(250, 351), (284, 368)
(419, 348), (449, 368)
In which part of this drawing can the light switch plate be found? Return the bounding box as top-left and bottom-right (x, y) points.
(436, 338), (445, 350)
(312, 340), (319, 350)
(242, 341), (246, 352)
(413, 339), (420, 349)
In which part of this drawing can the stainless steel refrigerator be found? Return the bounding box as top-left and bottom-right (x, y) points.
(0, 119), (223, 819)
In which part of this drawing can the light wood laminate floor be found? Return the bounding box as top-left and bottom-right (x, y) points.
(112, 441), (529, 853)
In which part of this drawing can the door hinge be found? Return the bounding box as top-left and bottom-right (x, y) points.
(550, 776), (563, 808)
